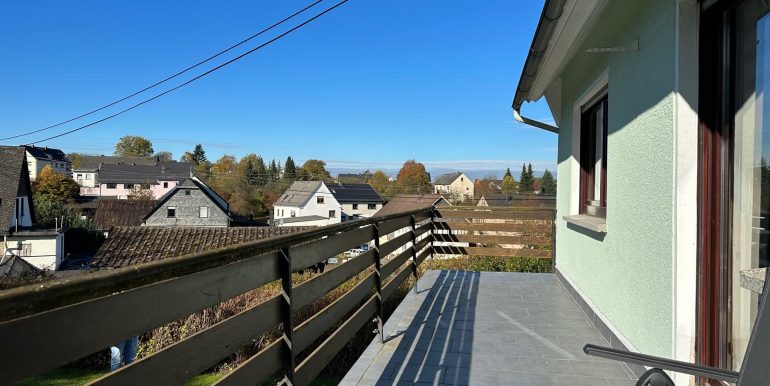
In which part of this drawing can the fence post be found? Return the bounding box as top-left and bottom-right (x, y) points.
(410, 214), (418, 293)
(429, 208), (436, 259)
(373, 223), (385, 344)
(279, 247), (295, 385)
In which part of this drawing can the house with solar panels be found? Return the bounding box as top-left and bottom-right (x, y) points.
(328, 183), (385, 221)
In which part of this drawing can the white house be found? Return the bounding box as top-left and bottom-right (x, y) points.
(0, 146), (66, 275)
(433, 172), (474, 202)
(72, 155), (159, 188)
(273, 181), (341, 227)
(328, 183), (385, 221)
(23, 145), (70, 181)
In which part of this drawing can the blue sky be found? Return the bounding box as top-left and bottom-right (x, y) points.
(0, 0), (555, 176)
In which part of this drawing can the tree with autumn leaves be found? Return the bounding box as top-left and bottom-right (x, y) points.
(396, 160), (431, 194)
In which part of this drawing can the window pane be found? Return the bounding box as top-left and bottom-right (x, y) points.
(594, 105), (604, 201)
(200, 206), (208, 218)
(730, 2), (770, 370)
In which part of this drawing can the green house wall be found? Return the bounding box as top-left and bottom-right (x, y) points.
(554, 0), (676, 358)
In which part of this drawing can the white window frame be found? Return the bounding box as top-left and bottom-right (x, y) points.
(199, 206), (209, 218)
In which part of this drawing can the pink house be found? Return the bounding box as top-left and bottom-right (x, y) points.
(80, 162), (194, 200)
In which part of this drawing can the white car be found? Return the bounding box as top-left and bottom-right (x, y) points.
(347, 248), (365, 257)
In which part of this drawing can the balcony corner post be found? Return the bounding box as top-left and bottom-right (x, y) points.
(373, 224), (385, 344)
(279, 247), (295, 386)
(430, 208), (436, 260)
(410, 214), (418, 294)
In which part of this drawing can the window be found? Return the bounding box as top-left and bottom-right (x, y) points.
(125, 184), (135, 189)
(352, 203), (359, 210)
(106, 183), (117, 189)
(167, 206), (176, 218)
(185, 189), (191, 196)
(290, 210), (296, 217)
(76, 174), (82, 180)
(85, 174), (91, 180)
(141, 184), (150, 189)
(329, 210), (336, 218)
(199, 206), (209, 218)
(317, 196), (324, 204)
(20, 244), (32, 257)
(579, 94), (608, 217)
(163, 182), (168, 188)
(368, 204), (377, 210)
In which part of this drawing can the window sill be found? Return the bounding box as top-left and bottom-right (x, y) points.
(563, 214), (607, 233)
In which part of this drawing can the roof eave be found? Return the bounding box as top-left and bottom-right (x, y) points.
(512, 0), (609, 112)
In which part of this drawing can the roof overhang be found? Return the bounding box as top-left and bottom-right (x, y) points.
(512, 0), (610, 113)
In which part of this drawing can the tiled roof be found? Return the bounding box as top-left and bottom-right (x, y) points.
(93, 199), (157, 229)
(0, 254), (41, 279)
(275, 181), (323, 207)
(98, 162), (193, 184)
(23, 146), (70, 163)
(480, 194), (513, 207)
(329, 183), (384, 203)
(76, 156), (159, 170)
(375, 194), (450, 217)
(434, 172), (463, 185)
(0, 146), (32, 234)
(276, 215), (328, 224)
(92, 226), (309, 268)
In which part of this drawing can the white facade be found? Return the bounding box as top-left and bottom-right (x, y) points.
(5, 231), (65, 271)
(10, 196), (32, 230)
(274, 183), (342, 226)
(26, 154), (71, 181)
(73, 170), (98, 187)
(340, 202), (381, 221)
(433, 173), (474, 201)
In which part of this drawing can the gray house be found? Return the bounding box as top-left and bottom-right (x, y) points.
(144, 177), (231, 227)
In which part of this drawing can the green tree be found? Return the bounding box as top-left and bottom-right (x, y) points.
(179, 151), (195, 163)
(114, 135), (154, 157)
(240, 154), (267, 185)
(367, 170), (395, 198)
(396, 160), (431, 194)
(504, 168), (512, 179)
(501, 175), (517, 195)
(298, 159), (331, 181)
(192, 144), (208, 164)
(541, 169), (556, 195)
(154, 151), (173, 162)
(519, 163), (534, 193)
(284, 157), (297, 180)
(269, 159), (280, 184)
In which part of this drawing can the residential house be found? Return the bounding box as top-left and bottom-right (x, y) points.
(374, 194), (450, 217)
(23, 145), (70, 181)
(432, 172), (473, 202)
(328, 183), (385, 221)
(513, 0), (767, 381)
(80, 162), (193, 199)
(144, 177), (231, 227)
(91, 226), (308, 269)
(93, 199), (157, 231)
(337, 170), (374, 184)
(273, 181), (341, 227)
(0, 146), (65, 273)
(72, 155), (159, 188)
(477, 193), (556, 209)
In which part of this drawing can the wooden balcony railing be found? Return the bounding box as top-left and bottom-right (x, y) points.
(0, 205), (555, 385)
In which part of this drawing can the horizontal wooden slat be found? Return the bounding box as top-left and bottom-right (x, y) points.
(0, 252), (281, 384)
(380, 231), (412, 257)
(414, 221), (432, 235)
(383, 264), (415, 301)
(293, 249), (376, 310)
(448, 206), (555, 212)
(93, 296), (282, 385)
(432, 234), (551, 245)
(436, 209), (554, 220)
(378, 215), (411, 235)
(414, 210), (433, 223)
(214, 339), (283, 386)
(295, 298), (378, 386)
(434, 221), (552, 233)
(416, 246), (431, 266)
(294, 274), (376, 353)
(381, 247), (413, 279)
(290, 226), (373, 271)
(432, 246), (552, 258)
(414, 236), (431, 253)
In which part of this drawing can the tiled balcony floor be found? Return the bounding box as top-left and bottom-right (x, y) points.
(341, 270), (638, 386)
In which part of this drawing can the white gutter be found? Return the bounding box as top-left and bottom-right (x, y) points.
(513, 110), (559, 134)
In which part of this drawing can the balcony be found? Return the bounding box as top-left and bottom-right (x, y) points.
(0, 206), (632, 385)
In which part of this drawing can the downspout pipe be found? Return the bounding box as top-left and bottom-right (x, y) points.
(512, 0), (566, 134)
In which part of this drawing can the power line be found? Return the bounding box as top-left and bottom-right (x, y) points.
(1, 0), (323, 142)
(20, 0), (351, 145)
